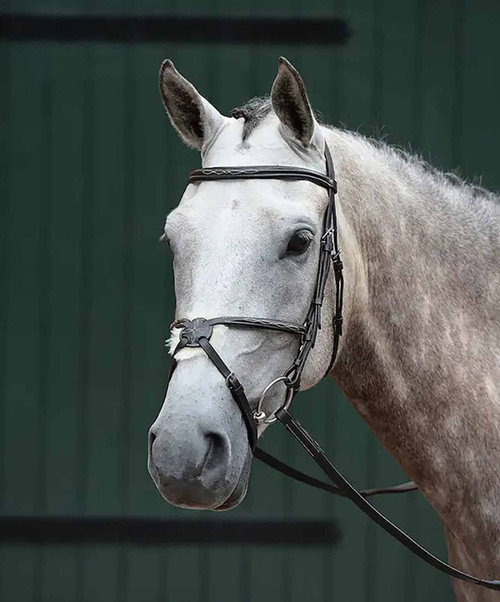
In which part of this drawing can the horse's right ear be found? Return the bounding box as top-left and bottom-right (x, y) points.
(271, 57), (317, 147)
(159, 60), (224, 150)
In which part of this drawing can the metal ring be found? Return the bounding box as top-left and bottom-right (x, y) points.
(253, 377), (295, 425)
(253, 410), (267, 424)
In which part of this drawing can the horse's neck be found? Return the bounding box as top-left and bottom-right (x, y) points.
(327, 129), (500, 571)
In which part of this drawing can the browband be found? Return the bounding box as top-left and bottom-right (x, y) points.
(189, 165), (337, 192)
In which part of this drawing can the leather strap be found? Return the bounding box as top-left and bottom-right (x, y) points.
(196, 337), (258, 451)
(172, 316), (306, 336)
(276, 407), (500, 591)
(253, 448), (417, 498)
(189, 165), (337, 192)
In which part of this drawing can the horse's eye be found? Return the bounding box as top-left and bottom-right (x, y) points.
(287, 230), (313, 255)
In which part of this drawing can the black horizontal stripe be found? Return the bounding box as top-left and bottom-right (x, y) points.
(0, 14), (350, 44)
(0, 517), (341, 545)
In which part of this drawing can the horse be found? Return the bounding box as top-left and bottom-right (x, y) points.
(147, 57), (500, 602)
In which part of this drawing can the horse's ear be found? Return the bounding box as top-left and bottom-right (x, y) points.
(159, 60), (224, 150)
(271, 57), (317, 147)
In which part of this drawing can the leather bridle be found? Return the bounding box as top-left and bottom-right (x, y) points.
(166, 143), (500, 591)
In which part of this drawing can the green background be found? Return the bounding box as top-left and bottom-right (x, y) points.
(1, 0), (499, 601)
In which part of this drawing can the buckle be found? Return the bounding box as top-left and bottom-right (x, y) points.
(226, 372), (243, 394)
(331, 251), (343, 272)
(321, 226), (334, 240)
(322, 237), (333, 253)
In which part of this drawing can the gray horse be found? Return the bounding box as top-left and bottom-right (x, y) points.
(148, 57), (499, 602)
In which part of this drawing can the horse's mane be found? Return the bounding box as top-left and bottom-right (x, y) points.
(345, 129), (500, 209)
(231, 96), (500, 216)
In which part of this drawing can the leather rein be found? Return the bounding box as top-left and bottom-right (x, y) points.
(167, 144), (500, 590)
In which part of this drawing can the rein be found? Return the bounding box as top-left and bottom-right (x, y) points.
(167, 144), (500, 591)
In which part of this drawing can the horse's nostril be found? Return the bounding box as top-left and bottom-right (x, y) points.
(206, 432), (224, 452)
(204, 432), (228, 471)
(148, 429), (156, 455)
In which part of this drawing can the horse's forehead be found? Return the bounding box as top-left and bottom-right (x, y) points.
(204, 115), (298, 167)
(174, 180), (315, 237)
(166, 182), (322, 274)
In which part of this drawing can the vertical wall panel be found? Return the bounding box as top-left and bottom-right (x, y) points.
(39, 546), (79, 602)
(460, 0), (500, 190)
(83, 45), (127, 516)
(2, 43), (47, 516)
(417, 0), (457, 170)
(42, 43), (86, 517)
(124, 545), (163, 602)
(163, 547), (202, 601)
(38, 42), (86, 601)
(1, 42), (49, 602)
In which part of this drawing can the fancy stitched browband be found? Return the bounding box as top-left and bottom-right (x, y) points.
(166, 143), (500, 590)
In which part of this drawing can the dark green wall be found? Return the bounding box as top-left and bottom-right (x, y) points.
(1, 0), (499, 601)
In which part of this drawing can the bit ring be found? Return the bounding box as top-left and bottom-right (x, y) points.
(254, 377), (295, 424)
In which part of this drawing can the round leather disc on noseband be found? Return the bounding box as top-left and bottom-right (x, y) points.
(177, 317), (214, 347)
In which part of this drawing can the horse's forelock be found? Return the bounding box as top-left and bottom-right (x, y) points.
(230, 96), (272, 141)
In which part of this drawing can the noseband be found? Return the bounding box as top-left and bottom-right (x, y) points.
(166, 143), (500, 591)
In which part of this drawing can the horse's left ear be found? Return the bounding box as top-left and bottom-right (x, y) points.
(271, 57), (318, 147)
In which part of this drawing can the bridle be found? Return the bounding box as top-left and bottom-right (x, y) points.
(166, 143), (500, 591)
